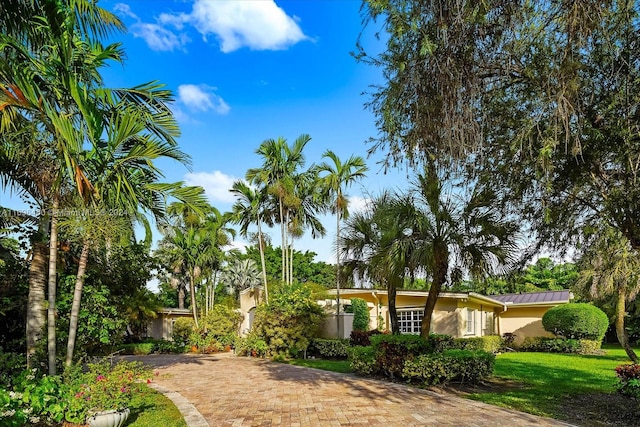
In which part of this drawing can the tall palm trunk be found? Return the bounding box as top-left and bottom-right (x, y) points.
(189, 272), (199, 329)
(335, 208), (341, 338)
(26, 241), (48, 368)
(257, 217), (268, 302)
(616, 291), (638, 363)
(47, 194), (59, 375)
(420, 250), (448, 338)
(279, 197), (286, 283)
(65, 240), (90, 366)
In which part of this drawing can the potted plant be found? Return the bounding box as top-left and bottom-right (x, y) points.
(74, 360), (151, 427)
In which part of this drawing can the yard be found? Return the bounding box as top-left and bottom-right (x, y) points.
(287, 345), (640, 426)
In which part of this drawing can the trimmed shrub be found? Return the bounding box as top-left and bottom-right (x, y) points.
(615, 364), (640, 398)
(347, 346), (378, 376)
(350, 329), (383, 347)
(542, 303), (609, 341)
(453, 336), (503, 353)
(370, 334), (430, 378)
(402, 350), (495, 385)
(309, 339), (350, 359)
(119, 342), (154, 355)
(351, 298), (370, 331)
(428, 334), (455, 352)
(519, 337), (601, 354)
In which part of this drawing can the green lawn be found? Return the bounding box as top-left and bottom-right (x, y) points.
(286, 345), (638, 424)
(286, 358), (352, 373)
(127, 385), (187, 427)
(466, 345), (635, 420)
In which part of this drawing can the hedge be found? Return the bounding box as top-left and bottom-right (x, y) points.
(347, 346), (378, 376)
(309, 339), (350, 359)
(519, 337), (602, 354)
(542, 303), (608, 341)
(402, 349), (495, 385)
(453, 336), (503, 353)
(370, 334), (431, 378)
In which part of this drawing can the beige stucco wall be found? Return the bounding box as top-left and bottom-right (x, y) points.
(319, 314), (354, 339)
(239, 287), (263, 336)
(499, 306), (555, 344)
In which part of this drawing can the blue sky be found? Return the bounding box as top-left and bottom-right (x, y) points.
(99, 0), (410, 264)
(0, 0), (411, 266)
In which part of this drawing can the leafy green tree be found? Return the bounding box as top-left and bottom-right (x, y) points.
(220, 258), (262, 302)
(357, 2), (640, 346)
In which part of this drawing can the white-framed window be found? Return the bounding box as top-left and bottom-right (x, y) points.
(397, 309), (424, 334)
(466, 309), (476, 335)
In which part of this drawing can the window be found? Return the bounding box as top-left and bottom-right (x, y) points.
(466, 309), (476, 335)
(484, 312), (494, 335)
(397, 309), (424, 334)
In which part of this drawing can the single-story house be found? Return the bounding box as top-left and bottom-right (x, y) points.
(319, 289), (573, 343)
(147, 307), (192, 341)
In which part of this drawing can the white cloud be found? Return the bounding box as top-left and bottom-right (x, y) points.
(114, 3), (189, 52)
(185, 171), (237, 204)
(131, 23), (189, 52)
(178, 84), (230, 115)
(161, 0), (308, 53)
(347, 196), (371, 215)
(114, 3), (137, 20)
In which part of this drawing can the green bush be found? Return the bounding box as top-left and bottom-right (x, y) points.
(236, 333), (269, 358)
(172, 317), (195, 345)
(309, 339), (350, 359)
(347, 346), (378, 376)
(252, 282), (325, 357)
(119, 342), (154, 355)
(351, 298), (370, 332)
(428, 334), (455, 352)
(615, 364), (640, 398)
(453, 336), (503, 353)
(542, 303), (609, 341)
(370, 334), (431, 378)
(519, 337), (600, 354)
(402, 350), (495, 385)
(350, 330), (383, 347)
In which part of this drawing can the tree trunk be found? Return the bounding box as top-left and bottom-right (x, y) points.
(47, 194), (59, 375)
(616, 291), (638, 363)
(336, 208), (341, 338)
(26, 241), (48, 368)
(257, 217), (268, 303)
(189, 272), (199, 329)
(177, 285), (185, 309)
(65, 241), (90, 366)
(421, 250), (448, 338)
(388, 279), (399, 334)
(279, 198), (286, 283)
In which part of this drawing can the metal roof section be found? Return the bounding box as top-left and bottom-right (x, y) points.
(489, 290), (573, 306)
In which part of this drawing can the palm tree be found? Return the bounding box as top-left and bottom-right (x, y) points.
(222, 258), (262, 303)
(317, 150), (368, 336)
(342, 191), (412, 334)
(246, 135), (310, 284)
(406, 171), (519, 337)
(577, 229), (640, 363)
(230, 180), (272, 301)
(1, 1), (128, 374)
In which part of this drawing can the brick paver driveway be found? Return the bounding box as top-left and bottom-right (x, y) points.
(140, 353), (570, 427)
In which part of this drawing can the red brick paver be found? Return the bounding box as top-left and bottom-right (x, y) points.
(140, 353), (571, 427)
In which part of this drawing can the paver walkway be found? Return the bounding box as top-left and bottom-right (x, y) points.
(139, 353), (571, 427)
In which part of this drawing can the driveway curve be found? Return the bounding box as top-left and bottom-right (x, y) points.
(136, 353), (570, 427)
